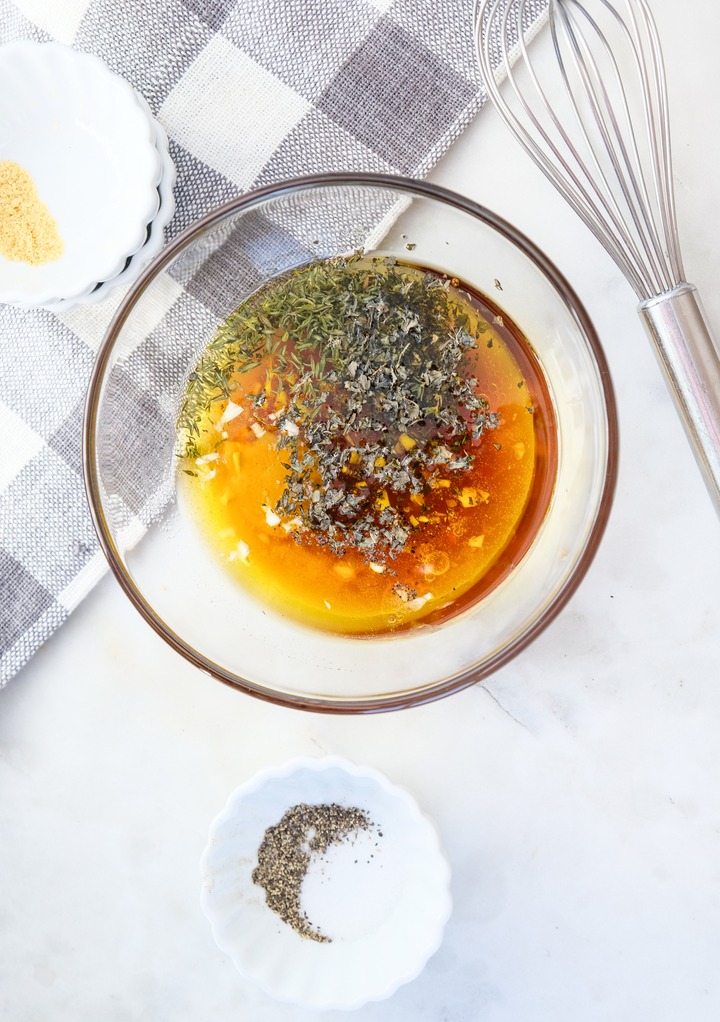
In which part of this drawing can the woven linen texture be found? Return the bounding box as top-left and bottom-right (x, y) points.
(0, 0), (548, 684)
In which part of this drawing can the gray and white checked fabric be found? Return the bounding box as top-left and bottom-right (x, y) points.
(0, 0), (547, 686)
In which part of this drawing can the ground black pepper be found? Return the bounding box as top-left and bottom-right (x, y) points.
(178, 254), (499, 563)
(252, 802), (374, 942)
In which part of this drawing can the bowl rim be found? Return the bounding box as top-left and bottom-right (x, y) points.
(83, 171), (619, 714)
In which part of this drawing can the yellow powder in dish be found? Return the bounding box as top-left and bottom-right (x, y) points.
(0, 160), (64, 265)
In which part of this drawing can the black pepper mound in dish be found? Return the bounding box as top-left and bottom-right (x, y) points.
(252, 802), (373, 942)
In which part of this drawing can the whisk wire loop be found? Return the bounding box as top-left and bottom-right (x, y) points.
(552, 1), (671, 293)
(478, 1), (636, 288)
(633, 0), (684, 281)
(475, 0), (685, 299)
(616, 0), (684, 286)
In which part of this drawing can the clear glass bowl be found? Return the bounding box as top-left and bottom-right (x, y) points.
(84, 174), (618, 712)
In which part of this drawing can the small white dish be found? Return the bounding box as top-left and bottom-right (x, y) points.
(0, 41), (162, 307)
(44, 116), (176, 311)
(86, 119), (176, 298)
(200, 757), (452, 1010)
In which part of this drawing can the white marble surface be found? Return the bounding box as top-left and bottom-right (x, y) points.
(2, 3), (720, 1019)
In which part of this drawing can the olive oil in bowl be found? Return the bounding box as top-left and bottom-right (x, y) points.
(177, 254), (557, 635)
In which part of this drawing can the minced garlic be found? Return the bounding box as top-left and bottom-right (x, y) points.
(0, 161), (63, 266)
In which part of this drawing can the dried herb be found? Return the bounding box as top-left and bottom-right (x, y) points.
(178, 254), (499, 560)
(252, 802), (373, 943)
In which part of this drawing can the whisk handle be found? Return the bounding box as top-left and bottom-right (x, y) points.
(639, 284), (720, 517)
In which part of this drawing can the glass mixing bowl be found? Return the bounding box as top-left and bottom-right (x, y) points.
(84, 174), (617, 712)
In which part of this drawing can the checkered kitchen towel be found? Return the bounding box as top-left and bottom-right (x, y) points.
(0, 0), (548, 686)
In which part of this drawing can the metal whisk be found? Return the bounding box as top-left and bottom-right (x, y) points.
(475, 0), (720, 515)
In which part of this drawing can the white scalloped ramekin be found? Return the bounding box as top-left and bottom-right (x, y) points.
(43, 115), (176, 311)
(0, 41), (162, 307)
(200, 757), (452, 1010)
